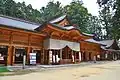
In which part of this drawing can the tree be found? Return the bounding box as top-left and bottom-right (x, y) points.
(0, 0), (103, 38)
(99, 7), (113, 40)
(40, 1), (63, 22)
(0, 0), (42, 23)
(0, 0), (5, 14)
(87, 15), (103, 40)
(97, 0), (116, 40)
(0, 0), (17, 16)
(97, 0), (120, 40)
(64, 0), (90, 32)
(110, 0), (120, 39)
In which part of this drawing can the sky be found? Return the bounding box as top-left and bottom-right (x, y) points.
(13, 0), (99, 16)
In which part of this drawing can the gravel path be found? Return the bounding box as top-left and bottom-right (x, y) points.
(81, 61), (120, 80)
(0, 61), (120, 80)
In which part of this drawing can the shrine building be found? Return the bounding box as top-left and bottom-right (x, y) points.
(0, 15), (102, 66)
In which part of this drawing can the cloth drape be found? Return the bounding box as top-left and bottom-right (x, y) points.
(44, 38), (80, 51)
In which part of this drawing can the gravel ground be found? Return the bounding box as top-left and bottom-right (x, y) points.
(0, 61), (119, 80)
(81, 61), (120, 80)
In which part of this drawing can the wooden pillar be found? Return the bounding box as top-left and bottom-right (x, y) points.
(41, 49), (44, 64)
(47, 50), (49, 64)
(47, 50), (50, 64)
(7, 46), (13, 65)
(60, 49), (62, 64)
(74, 51), (76, 63)
(49, 50), (53, 64)
(48, 49), (53, 65)
(12, 47), (15, 65)
(72, 50), (74, 63)
(45, 50), (48, 64)
(27, 47), (31, 64)
(27, 34), (31, 64)
(44, 50), (46, 64)
(55, 50), (57, 63)
(7, 32), (13, 65)
(46, 50), (48, 64)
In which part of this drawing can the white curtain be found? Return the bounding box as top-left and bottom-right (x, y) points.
(72, 55), (74, 62)
(53, 55), (55, 63)
(56, 55), (60, 63)
(79, 52), (82, 61)
(44, 38), (80, 51)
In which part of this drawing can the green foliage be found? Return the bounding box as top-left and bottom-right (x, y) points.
(64, 1), (89, 32)
(0, 0), (103, 39)
(40, 1), (64, 22)
(99, 6), (113, 40)
(98, 0), (120, 40)
(112, 0), (120, 40)
(0, 0), (41, 23)
(87, 15), (103, 40)
(64, 0), (103, 39)
(0, 67), (9, 73)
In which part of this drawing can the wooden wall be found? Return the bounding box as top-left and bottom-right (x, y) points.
(80, 41), (101, 61)
(0, 27), (45, 65)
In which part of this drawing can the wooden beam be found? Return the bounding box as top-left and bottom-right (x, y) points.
(0, 27), (46, 37)
(26, 47), (31, 64)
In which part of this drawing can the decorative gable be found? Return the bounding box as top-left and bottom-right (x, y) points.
(49, 15), (71, 27)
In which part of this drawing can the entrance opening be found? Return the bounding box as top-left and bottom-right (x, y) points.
(83, 52), (86, 61)
(52, 50), (60, 64)
(15, 48), (26, 64)
(75, 52), (79, 59)
(33, 50), (41, 64)
(61, 46), (73, 64)
(0, 46), (8, 66)
(89, 52), (92, 61)
(62, 46), (72, 59)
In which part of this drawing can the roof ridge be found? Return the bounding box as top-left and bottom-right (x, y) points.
(82, 32), (94, 37)
(100, 39), (114, 41)
(0, 14), (40, 25)
(49, 15), (67, 23)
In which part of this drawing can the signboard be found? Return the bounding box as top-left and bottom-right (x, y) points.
(30, 53), (36, 65)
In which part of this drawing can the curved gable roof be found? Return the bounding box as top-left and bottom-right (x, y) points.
(85, 39), (105, 45)
(36, 22), (94, 39)
(49, 15), (67, 24)
(99, 40), (114, 48)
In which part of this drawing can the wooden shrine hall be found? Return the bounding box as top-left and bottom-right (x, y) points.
(100, 40), (120, 60)
(0, 15), (102, 66)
